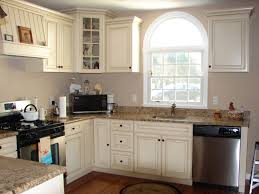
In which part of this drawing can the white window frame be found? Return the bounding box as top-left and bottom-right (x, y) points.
(143, 11), (208, 108)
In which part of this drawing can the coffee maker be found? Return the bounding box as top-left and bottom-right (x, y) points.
(107, 94), (116, 113)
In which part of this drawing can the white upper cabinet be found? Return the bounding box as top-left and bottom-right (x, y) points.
(106, 17), (142, 72)
(64, 9), (115, 73)
(44, 16), (74, 72)
(207, 7), (253, 72)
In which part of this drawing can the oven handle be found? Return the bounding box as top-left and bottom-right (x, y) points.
(50, 131), (65, 139)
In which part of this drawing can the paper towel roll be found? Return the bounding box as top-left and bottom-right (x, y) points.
(59, 96), (67, 118)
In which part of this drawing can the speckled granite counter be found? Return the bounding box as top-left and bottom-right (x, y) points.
(0, 156), (66, 194)
(0, 130), (17, 139)
(50, 112), (249, 127)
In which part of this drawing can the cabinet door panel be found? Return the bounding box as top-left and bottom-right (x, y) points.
(82, 121), (94, 169)
(66, 133), (83, 176)
(134, 133), (161, 175)
(61, 23), (73, 72)
(94, 119), (110, 168)
(45, 20), (58, 71)
(162, 136), (191, 179)
(107, 24), (131, 72)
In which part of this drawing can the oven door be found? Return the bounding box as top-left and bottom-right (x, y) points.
(19, 136), (66, 166)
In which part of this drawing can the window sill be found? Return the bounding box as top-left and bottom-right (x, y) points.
(143, 103), (208, 110)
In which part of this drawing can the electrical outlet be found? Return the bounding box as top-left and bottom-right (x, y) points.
(49, 96), (55, 106)
(212, 96), (219, 106)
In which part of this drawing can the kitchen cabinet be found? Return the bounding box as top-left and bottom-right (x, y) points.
(81, 120), (94, 170)
(106, 17), (142, 72)
(0, 136), (17, 158)
(94, 119), (111, 168)
(134, 121), (192, 179)
(65, 9), (115, 73)
(207, 7), (253, 72)
(65, 123), (84, 183)
(134, 133), (162, 175)
(44, 15), (74, 72)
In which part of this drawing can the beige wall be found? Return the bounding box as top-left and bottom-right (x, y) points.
(81, 2), (259, 174)
(0, 57), (80, 108)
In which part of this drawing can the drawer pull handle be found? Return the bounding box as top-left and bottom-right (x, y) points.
(120, 124), (123, 127)
(120, 160), (123, 163)
(120, 140), (123, 143)
(107, 144), (110, 146)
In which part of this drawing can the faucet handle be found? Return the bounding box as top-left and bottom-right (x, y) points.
(171, 103), (176, 108)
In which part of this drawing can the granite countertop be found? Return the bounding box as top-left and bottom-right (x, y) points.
(50, 112), (249, 127)
(0, 156), (66, 194)
(0, 131), (17, 139)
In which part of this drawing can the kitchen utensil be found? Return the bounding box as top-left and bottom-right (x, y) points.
(21, 104), (39, 121)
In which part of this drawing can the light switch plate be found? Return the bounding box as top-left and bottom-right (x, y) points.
(212, 96), (219, 106)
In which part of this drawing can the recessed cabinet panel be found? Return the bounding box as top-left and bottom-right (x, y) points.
(62, 23), (73, 72)
(207, 8), (253, 72)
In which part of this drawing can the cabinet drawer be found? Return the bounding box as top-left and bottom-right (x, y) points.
(111, 151), (133, 171)
(111, 131), (133, 152)
(65, 123), (81, 136)
(0, 136), (17, 156)
(111, 120), (133, 132)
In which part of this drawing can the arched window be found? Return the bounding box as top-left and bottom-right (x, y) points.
(143, 12), (208, 108)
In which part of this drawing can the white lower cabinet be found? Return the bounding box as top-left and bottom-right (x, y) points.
(82, 120), (94, 170)
(0, 136), (17, 158)
(111, 151), (133, 171)
(65, 132), (84, 182)
(94, 119), (111, 168)
(162, 136), (191, 179)
(134, 133), (161, 175)
(134, 121), (193, 180)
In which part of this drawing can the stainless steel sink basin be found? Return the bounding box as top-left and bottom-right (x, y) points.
(152, 115), (186, 120)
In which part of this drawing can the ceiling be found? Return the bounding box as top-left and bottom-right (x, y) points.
(26, 0), (253, 11)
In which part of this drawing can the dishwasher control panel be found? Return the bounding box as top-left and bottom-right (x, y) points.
(193, 125), (241, 138)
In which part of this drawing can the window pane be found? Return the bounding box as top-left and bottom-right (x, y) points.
(152, 54), (163, 65)
(176, 53), (189, 65)
(188, 78), (201, 90)
(151, 90), (162, 101)
(189, 90), (201, 102)
(176, 91), (188, 102)
(150, 18), (203, 48)
(189, 65), (202, 76)
(175, 78), (187, 90)
(190, 52), (202, 65)
(152, 65), (163, 76)
(164, 90), (175, 101)
(164, 53), (176, 64)
(176, 65), (189, 76)
(164, 65), (176, 76)
(163, 78), (175, 89)
(151, 78), (162, 89)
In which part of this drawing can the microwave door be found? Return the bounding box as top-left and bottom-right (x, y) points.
(73, 95), (107, 113)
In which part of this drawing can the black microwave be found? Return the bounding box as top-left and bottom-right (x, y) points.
(70, 94), (108, 114)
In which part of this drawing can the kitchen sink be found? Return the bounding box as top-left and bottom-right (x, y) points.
(152, 115), (187, 120)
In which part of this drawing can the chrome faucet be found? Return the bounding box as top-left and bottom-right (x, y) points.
(171, 103), (176, 117)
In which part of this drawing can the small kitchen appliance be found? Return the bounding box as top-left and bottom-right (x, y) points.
(70, 94), (109, 114)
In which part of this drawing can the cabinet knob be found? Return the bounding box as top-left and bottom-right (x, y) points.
(61, 66), (63, 69)
(120, 160), (123, 163)
(129, 67), (132, 69)
(120, 140), (123, 143)
(0, 146), (2, 149)
(72, 128), (75, 130)
(107, 144), (110, 146)
(158, 139), (160, 141)
(162, 139), (165, 142)
(209, 65), (212, 68)
(120, 124), (123, 127)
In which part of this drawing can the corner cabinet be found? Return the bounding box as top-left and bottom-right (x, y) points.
(44, 15), (74, 72)
(207, 7), (253, 72)
(106, 17), (142, 72)
(65, 9), (115, 73)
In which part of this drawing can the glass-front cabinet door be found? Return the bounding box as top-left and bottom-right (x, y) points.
(81, 16), (104, 73)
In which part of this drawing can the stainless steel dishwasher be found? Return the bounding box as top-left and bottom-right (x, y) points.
(193, 125), (241, 189)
